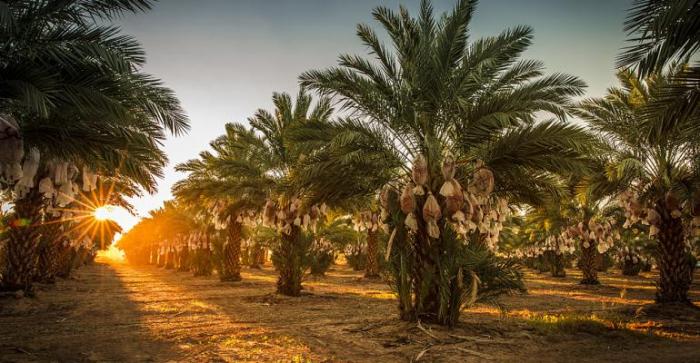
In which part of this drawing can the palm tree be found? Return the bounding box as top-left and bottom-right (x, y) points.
(619, 0), (699, 76)
(618, 0), (699, 140)
(297, 0), (591, 325)
(34, 179), (131, 282)
(0, 0), (188, 293)
(552, 164), (624, 285)
(354, 209), (383, 279)
(522, 201), (575, 278)
(176, 89), (332, 295)
(173, 126), (271, 282)
(564, 201), (617, 285)
(577, 68), (699, 304)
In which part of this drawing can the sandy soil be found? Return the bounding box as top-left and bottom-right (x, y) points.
(1, 258), (700, 363)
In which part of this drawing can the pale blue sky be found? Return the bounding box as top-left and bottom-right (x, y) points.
(116, 0), (633, 229)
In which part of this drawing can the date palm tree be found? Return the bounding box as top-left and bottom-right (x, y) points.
(297, 0), (592, 325)
(523, 198), (574, 278)
(173, 124), (274, 282)
(176, 89), (332, 295)
(618, 0), (699, 139)
(0, 0), (188, 293)
(619, 0), (699, 76)
(577, 68), (699, 304)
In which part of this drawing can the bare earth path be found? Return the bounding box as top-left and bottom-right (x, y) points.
(2, 258), (700, 362)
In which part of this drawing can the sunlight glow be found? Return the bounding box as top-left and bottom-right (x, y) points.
(97, 244), (126, 262)
(94, 205), (117, 221)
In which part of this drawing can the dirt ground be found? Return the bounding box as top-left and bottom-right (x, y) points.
(1, 258), (700, 363)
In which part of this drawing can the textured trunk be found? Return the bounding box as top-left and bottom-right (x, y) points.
(199, 234), (213, 277)
(249, 244), (263, 269)
(177, 247), (190, 272)
(34, 221), (64, 283)
(1, 189), (44, 293)
(35, 241), (58, 283)
(550, 252), (566, 278)
(164, 248), (175, 269)
(165, 247), (175, 270)
(256, 247), (266, 265)
(192, 248), (203, 276)
(595, 252), (609, 272)
(195, 248), (213, 276)
(74, 247), (89, 269)
(364, 229), (380, 279)
(55, 242), (74, 279)
(622, 260), (642, 276)
(536, 255), (550, 273)
(173, 250), (180, 269)
(655, 205), (692, 304)
(579, 242), (599, 285)
(220, 222), (242, 282)
(157, 252), (165, 267)
(277, 225), (303, 296)
(410, 212), (442, 324)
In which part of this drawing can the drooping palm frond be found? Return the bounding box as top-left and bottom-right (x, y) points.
(300, 0), (591, 210)
(618, 0), (700, 76)
(577, 68), (699, 200)
(297, 0), (594, 325)
(1, 0), (188, 200)
(617, 0), (700, 144)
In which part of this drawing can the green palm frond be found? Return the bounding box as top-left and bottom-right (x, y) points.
(619, 0), (700, 75)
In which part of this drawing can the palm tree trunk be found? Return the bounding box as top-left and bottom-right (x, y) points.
(149, 246), (156, 265)
(55, 241), (74, 279)
(34, 220), (64, 283)
(595, 252), (609, 272)
(249, 244), (263, 269)
(192, 248), (202, 276)
(1, 189), (44, 293)
(579, 242), (599, 285)
(177, 247), (190, 272)
(220, 221), (242, 282)
(536, 254), (550, 273)
(277, 225), (303, 296)
(655, 206), (693, 304)
(622, 259), (642, 276)
(75, 247), (89, 269)
(201, 234), (213, 277)
(165, 248), (175, 269)
(550, 252), (566, 278)
(35, 241), (59, 283)
(364, 229), (380, 279)
(411, 216), (441, 324)
(256, 247), (266, 266)
(157, 251), (164, 267)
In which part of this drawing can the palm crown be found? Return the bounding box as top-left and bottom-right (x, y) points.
(298, 0), (592, 213)
(578, 68), (700, 204)
(578, 67), (700, 302)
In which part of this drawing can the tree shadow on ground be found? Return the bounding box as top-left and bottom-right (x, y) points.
(4, 260), (699, 362)
(0, 262), (181, 362)
(122, 261), (700, 362)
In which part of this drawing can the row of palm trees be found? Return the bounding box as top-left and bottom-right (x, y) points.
(1, 0), (697, 327)
(0, 1), (187, 293)
(118, 0), (699, 327)
(512, 64), (700, 300)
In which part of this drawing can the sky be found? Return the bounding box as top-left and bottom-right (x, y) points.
(112, 0), (634, 231)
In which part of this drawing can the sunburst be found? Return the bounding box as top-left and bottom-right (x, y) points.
(94, 205), (117, 221)
(39, 180), (124, 250)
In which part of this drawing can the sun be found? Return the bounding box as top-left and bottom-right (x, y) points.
(94, 205), (117, 221)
